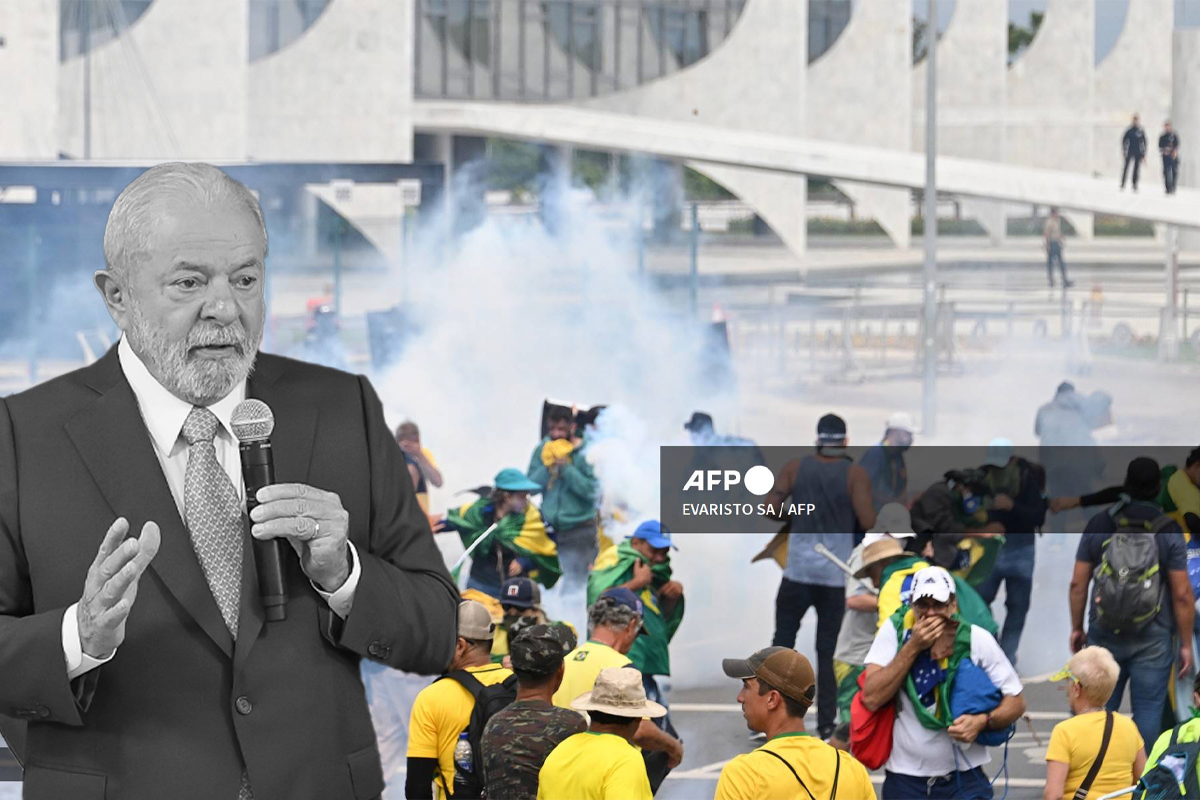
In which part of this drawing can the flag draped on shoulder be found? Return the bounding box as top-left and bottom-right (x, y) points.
(444, 497), (562, 588)
(588, 540), (684, 677)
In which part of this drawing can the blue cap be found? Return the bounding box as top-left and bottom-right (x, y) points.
(500, 577), (540, 609)
(598, 587), (650, 636)
(494, 468), (542, 492)
(630, 520), (678, 551)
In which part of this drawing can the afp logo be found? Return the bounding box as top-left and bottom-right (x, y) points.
(682, 465), (775, 496)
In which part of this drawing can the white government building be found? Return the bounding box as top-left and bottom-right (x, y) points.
(4, 0), (1200, 256)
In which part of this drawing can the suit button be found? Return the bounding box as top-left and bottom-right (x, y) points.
(235, 696), (253, 715)
(368, 642), (390, 659)
(35, 706), (49, 719)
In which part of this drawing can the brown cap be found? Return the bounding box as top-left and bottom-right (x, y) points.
(722, 647), (816, 708)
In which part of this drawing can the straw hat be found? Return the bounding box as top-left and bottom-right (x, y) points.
(853, 537), (906, 579)
(570, 667), (667, 719)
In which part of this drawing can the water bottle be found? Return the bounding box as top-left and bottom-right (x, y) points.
(452, 731), (473, 796)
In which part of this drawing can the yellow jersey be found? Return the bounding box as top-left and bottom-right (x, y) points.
(715, 732), (876, 800)
(552, 640), (633, 712)
(536, 731), (652, 800)
(407, 663), (513, 800)
(1046, 711), (1144, 800)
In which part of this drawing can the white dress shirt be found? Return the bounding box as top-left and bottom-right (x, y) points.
(63, 336), (361, 679)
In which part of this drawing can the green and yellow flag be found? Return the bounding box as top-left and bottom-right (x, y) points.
(588, 539), (685, 677)
(445, 498), (562, 588)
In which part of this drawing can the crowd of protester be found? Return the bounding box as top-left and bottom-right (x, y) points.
(374, 383), (1200, 799)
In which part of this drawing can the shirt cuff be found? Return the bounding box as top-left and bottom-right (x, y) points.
(63, 603), (116, 681)
(313, 541), (361, 619)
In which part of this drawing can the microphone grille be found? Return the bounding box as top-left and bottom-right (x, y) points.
(231, 399), (275, 442)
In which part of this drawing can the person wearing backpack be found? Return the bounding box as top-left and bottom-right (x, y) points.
(407, 601), (516, 799)
(1140, 671), (1200, 799)
(716, 646), (876, 800)
(482, 624), (586, 800)
(1069, 457), (1195, 749)
(1044, 647), (1146, 800)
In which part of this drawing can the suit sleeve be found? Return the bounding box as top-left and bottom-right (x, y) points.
(0, 398), (90, 727)
(321, 377), (458, 674)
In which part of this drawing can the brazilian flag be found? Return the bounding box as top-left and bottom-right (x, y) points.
(953, 535), (1006, 589)
(445, 498), (562, 589)
(588, 540), (684, 677)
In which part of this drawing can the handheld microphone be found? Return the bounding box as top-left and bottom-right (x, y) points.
(232, 399), (287, 622)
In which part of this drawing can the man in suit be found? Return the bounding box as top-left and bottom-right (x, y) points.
(0, 163), (459, 800)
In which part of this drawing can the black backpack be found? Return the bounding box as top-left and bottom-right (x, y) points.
(436, 670), (518, 799)
(1139, 723), (1200, 799)
(1093, 523), (1172, 634)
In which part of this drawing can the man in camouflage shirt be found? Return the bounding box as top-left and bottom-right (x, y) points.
(481, 623), (586, 799)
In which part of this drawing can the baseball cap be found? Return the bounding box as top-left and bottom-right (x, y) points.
(571, 667), (667, 719)
(684, 412), (715, 432)
(500, 577), (541, 609)
(885, 412), (915, 434)
(984, 438), (1014, 468)
(598, 587), (649, 636)
(510, 623), (577, 675)
(722, 647), (817, 708)
(494, 468), (542, 493)
(817, 413), (847, 443)
(911, 566), (957, 604)
(458, 600), (497, 640)
(630, 520), (678, 551)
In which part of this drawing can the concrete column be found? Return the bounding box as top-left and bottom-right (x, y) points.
(914, 0), (1007, 244)
(1174, 31), (1200, 252)
(250, 0), (413, 161)
(583, 0), (808, 259)
(58, 0), (248, 159)
(0, 0), (57, 159)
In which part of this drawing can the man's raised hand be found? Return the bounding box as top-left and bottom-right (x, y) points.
(250, 483), (351, 592)
(78, 518), (161, 659)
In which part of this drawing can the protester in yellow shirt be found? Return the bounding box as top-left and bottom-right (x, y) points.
(551, 588), (684, 768)
(406, 601), (514, 800)
(716, 646), (876, 800)
(538, 667), (666, 800)
(1044, 648), (1146, 800)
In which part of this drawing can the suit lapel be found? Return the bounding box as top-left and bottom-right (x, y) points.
(234, 354), (317, 671)
(65, 349), (234, 658)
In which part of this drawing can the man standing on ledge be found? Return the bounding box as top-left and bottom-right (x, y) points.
(0, 163), (458, 800)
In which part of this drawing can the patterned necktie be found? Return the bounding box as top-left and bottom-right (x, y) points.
(182, 406), (244, 637)
(182, 408), (255, 799)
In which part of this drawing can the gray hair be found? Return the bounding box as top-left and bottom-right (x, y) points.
(103, 162), (267, 280)
(588, 596), (639, 632)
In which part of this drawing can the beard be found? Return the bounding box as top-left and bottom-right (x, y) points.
(126, 299), (262, 406)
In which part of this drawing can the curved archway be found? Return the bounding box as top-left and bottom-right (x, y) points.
(809, 0), (852, 65)
(249, 0), (333, 61)
(1007, 0), (1047, 66)
(1095, 0), (1131, 64)
(60, 0), (155, 60)
(912, 0), (957, 65)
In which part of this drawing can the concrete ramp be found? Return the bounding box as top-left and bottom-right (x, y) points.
(413, 100), (1200, 230)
